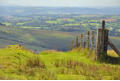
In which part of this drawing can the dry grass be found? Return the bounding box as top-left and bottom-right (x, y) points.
(107, 50), (119, 57)
(26, 56), (45, 68)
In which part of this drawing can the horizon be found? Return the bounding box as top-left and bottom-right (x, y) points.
(1, 5), (120, 9)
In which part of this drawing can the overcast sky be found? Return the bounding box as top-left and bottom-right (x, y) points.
(0, 0), (120, 8)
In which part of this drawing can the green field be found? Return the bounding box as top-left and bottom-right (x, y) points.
(0, 45), (120, 80)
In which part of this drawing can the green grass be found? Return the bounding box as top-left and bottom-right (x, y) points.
(0, 45), (120, 80)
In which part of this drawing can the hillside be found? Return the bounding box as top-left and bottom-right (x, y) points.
(0, 45), (120, 80)
(0, 26), (120, 52)
(0, 26), (76, 51)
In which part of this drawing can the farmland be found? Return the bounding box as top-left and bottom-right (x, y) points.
(1, 14), (120, 36)
(0, 7), (120, 37)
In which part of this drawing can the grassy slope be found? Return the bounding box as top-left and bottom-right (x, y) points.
(0, 26), (120, 52)
(0, 45), (120, 80)
(0, 26), (76, 51)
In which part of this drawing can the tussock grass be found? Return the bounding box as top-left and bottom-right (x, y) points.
(26, 56), (45, 68)
(0, 45), (120, 80)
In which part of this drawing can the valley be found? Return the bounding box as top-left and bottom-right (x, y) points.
(0, 7), (120, 51)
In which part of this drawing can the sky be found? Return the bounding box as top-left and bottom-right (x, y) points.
(0, 0), (120, 8)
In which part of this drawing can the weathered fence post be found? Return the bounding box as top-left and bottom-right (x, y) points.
(80, 34), (83, 48)
(75, 36), (79, 48)
(96, 20), (109, 60)
(83, 41), (86, 48)
(72, 40), (74, 49)
(91, 30), (95, 49)
(86, 31), (90, 49)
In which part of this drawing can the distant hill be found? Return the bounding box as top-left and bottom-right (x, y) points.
(0, 6), (120, 15)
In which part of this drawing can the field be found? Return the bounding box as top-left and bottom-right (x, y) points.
(1, 14), (120, 36)
(0, 45), (120, 80)
(0, 7), (120, 37)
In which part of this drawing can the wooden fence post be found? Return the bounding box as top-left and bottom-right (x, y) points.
(75, 36), (79, 48)
(91, 30), (95, 49)
(72, 40), (74, 49)
(83, 41), (86, 48)
(86, 31), (90, 49)
(80, 34), (83, 48)
(96, 20), (109, 60)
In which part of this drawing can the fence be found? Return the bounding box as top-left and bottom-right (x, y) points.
(72, 20), (120, 60)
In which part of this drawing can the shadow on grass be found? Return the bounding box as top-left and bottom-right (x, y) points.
(100, 55), (120, 65)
